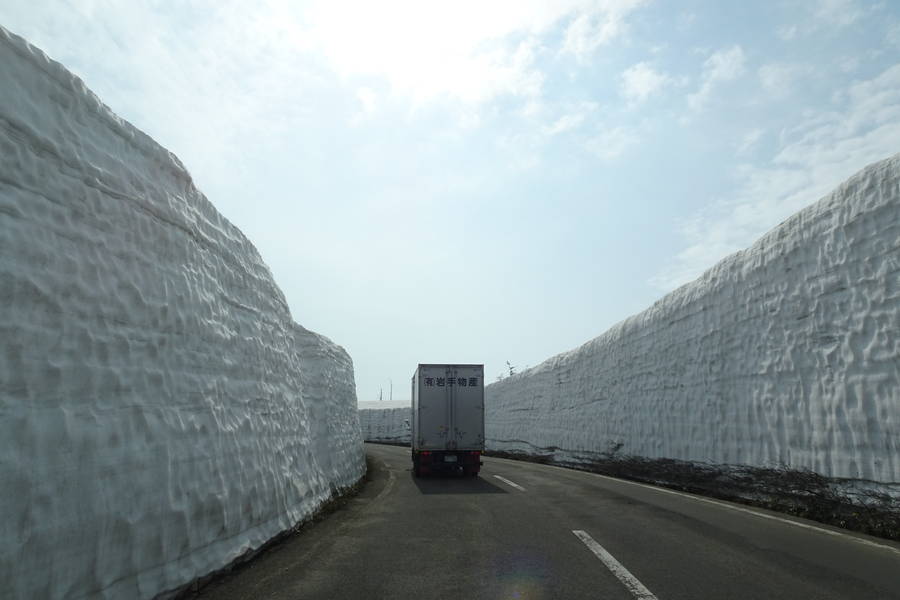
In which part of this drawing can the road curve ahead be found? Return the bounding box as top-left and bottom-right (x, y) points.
(198, 443), (900, 600)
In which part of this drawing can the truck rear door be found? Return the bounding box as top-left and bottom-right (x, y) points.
(449, 365), (484, 450)
(417, 365), (450, 450)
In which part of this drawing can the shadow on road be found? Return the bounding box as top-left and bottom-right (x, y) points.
(411, 472), (507, 495)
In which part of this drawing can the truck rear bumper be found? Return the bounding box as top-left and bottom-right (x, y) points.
(413, 450), (482, 476)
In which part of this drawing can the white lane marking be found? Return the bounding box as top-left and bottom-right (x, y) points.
(493, 475), (526, 491)
(573, 530), (658, 600)
(565, 468), (900, 557)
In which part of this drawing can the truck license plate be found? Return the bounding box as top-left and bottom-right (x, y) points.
(444, 455), (457, 463)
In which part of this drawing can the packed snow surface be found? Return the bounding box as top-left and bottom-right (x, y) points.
(0, 26), (364, 600)
(358, 157), (900, 483)
(359, 406), (411, 444)
(485, 154), (900, 483)
(357, 400), (409, 410)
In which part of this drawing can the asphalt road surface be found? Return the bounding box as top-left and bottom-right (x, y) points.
(197, 443), (900, 599)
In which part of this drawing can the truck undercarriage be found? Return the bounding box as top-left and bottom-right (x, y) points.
(412, 450), (482, 477)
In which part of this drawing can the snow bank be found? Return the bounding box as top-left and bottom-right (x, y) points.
(359, 406), (411, 444)
(486, 154), (900, 484)
(357, 400), (409, 410)
(0, 26), (364, 600)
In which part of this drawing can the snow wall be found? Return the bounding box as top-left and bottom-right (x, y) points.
(0, 26), (364, 600)
(359, 407), (411, 444)
(486, 154), (900, 484)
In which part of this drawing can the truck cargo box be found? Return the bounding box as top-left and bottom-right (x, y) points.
(410, 364), (484, 477)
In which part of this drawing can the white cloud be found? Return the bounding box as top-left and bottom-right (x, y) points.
(778, 0), (864, 40)
(544, 113), (587, 135)
(652, 62), (900, 292)
(677, 12), (697, 30)
(560, 0), (647, 62)
(778, 25), (798, 40)
(293, 3), (548, 106)
(735, 128), (764, 155)
(703, 45), (746, 81)
(837, 56), (861, 73)
(0, 0), (654, 184)
(887, 22), (900, 46)
(620, 61), (671, 103)
(583, 126), (639, 160)
(293, 0), (646, 106)
(540, 101), (597, 136)
(814, 0), (863, 27)
(518, 99), (544, 119)
(758, 63), (808, 98)
(503, 101), (599, 166)
(355, 87), (377, 117)
(688, 45), (746, 111)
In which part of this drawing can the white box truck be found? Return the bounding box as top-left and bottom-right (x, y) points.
(410, 364), (485, 477)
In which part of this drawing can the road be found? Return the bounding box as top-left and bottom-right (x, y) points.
(197, 443), (900, 599)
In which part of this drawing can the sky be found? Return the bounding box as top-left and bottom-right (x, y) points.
(2, 1), (899, 403)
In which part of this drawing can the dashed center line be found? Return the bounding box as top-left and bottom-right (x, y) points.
(493, 475), (526, 491)
(573, 530), (658, 600)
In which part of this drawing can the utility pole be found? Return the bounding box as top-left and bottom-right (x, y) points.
(389, 379), (393, 402)
(379, 387), (382, 402)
